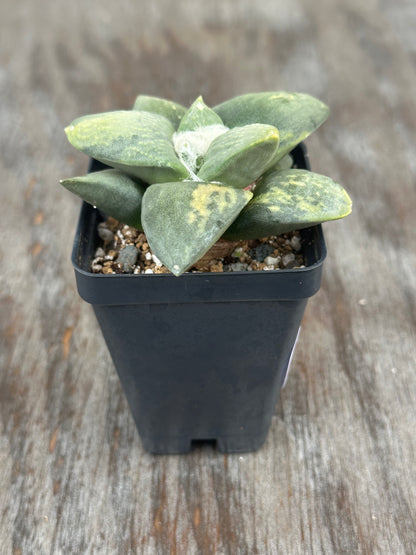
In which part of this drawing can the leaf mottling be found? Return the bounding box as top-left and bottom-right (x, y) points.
(187, 184), (238, 231)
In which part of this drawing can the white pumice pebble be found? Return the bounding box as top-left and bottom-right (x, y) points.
(290, 235), (302, 251)
(116, 229), (125, 245)
(152, 254), (163, 266)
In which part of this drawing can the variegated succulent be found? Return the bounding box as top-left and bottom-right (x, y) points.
(61, 92), (352, 276)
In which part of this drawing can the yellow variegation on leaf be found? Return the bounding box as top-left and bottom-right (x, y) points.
(62, 91), (352, 276)
(214, 92), (329, 166)
(225, 169), (352, 239)
(65, 110), (189, 184)
(141, 181), (252, 275)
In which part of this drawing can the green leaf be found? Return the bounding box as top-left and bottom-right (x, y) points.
(65, 110), (189, 184)
(178, 96), (224, 132)
(198, 124), (279, 188)
(60, 169), (145, 228)
(141, 181), (252, 276)
(267, 153), (293, 172)
(133, 95), (186, 129)
(214, 92), (329, 164)
(224, 169), (352, 239)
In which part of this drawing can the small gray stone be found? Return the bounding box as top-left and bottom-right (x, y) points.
(285, 261), (298, 269)
(229, 262), (248, 272)
(117, 244), (139, 273)
(282, 253), (296, 268)
(249, 243), (275, 262)
(97, 223), (114, 243)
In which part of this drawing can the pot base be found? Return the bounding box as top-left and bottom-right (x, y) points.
(141, 430), (269, 455)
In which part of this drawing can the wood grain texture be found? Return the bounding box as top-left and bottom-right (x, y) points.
(1, 0), (416, 553)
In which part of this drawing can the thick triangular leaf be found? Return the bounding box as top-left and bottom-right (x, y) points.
(132, 95), (186, 129)
(198, 124), (279, 188)
(224, 169), (352, 239)
(178, 96), (224, 131)
(60, 169), (145, 228)
(214, 92), (329, 165)
(65, 110), (189, 184)
(141, 181), (252, 275)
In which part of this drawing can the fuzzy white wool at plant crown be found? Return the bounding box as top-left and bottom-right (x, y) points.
(173, 124), (229, 178)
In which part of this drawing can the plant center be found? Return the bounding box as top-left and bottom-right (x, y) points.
(173, 124), (229, 180)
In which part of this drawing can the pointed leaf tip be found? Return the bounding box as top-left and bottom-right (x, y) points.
(178, 96), (224, 132)
(60, 169), (145, 228)
(141, 181), (252, 275)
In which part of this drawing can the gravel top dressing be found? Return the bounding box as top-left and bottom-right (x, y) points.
(91, 217), (305, 275)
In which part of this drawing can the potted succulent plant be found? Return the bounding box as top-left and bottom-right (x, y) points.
(62, 92), (351, 454)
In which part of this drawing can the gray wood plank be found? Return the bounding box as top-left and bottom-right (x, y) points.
(1, 0), (415, 553)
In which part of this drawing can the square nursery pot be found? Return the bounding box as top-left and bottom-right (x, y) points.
(71, 144), (326, 454)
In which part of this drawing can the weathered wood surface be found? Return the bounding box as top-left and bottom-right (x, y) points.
(1, 0), (416, 553)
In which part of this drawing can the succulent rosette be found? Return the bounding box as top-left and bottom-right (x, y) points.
(61, 92), (352, 276)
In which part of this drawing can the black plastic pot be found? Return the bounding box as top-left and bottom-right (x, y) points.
(71, 144), (326, 454)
